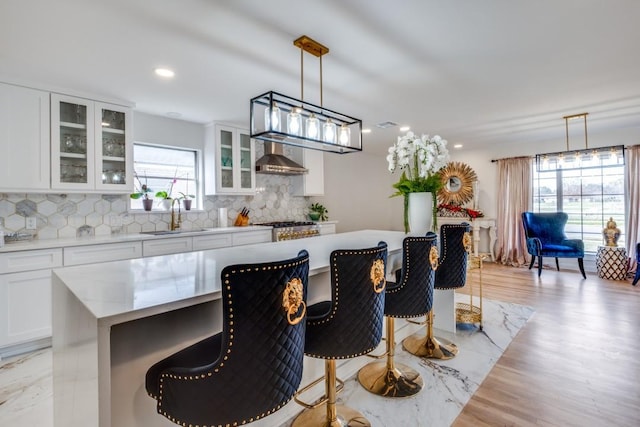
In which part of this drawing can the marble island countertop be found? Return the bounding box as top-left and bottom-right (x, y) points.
(53, 230), (406, 325)
(0, 225), (273, 253)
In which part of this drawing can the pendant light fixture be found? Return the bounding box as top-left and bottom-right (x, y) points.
(250, 35), (362, 154)
(535, 112), (624, 171)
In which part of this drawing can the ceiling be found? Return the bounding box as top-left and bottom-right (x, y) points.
(2, 0), (640, 154)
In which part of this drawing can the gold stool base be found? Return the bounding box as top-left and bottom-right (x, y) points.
(357, 361), (423, 397)
(402, 333), (459, 360)
(291, 404), (371, 427)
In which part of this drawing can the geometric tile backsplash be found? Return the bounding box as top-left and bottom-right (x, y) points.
(0, 174), (309, 240)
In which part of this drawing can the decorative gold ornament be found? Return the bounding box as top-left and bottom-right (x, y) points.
(283, 278), (306, 325)
(603, 217), (621, 247)
(463, 232), (473, 253)
(370, 259), (386, 293)
(429, 246), (439, 270)
(437, 162), (477, 206)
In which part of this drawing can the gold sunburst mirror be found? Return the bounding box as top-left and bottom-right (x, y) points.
(438, 162), (477, 206)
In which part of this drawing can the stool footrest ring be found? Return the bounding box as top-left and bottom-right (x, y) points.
(294, 375), (345, 410)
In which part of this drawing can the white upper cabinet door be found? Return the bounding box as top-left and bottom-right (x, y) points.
(51, 94), (96, 190)
(205, 123), (256, 195)
(0, 83), (51, 191)
(291, 147), (324, 196)
(94, 102), (133, 192)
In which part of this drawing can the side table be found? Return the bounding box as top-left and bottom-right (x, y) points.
(596, 246), (628, 280)
(456, 254), (486, 330)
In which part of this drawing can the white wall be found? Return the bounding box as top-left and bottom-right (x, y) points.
(320, 150), (404, 233)
(133, 112), (205, 149)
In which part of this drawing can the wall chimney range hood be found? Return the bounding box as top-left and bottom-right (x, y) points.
(255, 142), (308, 175)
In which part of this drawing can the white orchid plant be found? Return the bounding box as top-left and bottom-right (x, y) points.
(387, 131), (450, 232)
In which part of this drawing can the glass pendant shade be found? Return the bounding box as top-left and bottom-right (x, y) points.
(287, 108), (302, 135)
(323, 119), (336, 143)
(306, 114), (320, 139)
(339, 124), (351, 146)
(264, 103), (281, 132)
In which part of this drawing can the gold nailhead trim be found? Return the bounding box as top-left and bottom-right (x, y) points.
(154, 255), (308, 427)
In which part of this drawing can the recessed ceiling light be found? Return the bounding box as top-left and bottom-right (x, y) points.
(154, 68), (175, 78)
(361, 128), (372, 134)
(399, 126), (410, 132)
(453, 144), (463, 149)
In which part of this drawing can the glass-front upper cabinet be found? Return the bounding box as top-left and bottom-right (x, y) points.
(95, 102), (132, 191)
(51, 94), (132, 192)
(205, 123), (255, 195)
(51, 95), (95, 189)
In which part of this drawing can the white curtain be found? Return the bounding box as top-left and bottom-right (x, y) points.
(625, 145), (640, 272)
(495, 157), (532, 266)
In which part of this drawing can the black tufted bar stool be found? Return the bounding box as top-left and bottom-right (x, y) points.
(403, 223), (471, 360)
(292, 242), (387, 427)
(357, 233), (438, 398)
(145, 250), (309, 427)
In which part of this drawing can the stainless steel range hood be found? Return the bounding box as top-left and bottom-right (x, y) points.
(255, 142), (308, 175)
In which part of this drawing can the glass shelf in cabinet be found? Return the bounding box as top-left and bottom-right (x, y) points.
(60, 121), (87, 130)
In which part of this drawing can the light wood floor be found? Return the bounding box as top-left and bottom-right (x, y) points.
(452, 262), (640, 427)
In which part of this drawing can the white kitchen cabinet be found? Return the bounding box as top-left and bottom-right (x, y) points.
(291, 147), (324, 196)
(0, 248), (62, 354)
(205, 123), (255, 195)
(0, 82), (50, 191)
(63, 241), (142, 266)
(318, 222), (336, 235)
(193, 233), (233, 251)
(231, 230), (272, 246)
(51, 94), (133, 193)
(143, 237), (193, 257)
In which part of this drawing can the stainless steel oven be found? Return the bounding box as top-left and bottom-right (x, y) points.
(254, 221), (321, 241)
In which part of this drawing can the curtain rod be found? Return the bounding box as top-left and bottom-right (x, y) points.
(490, 155), (533, 163)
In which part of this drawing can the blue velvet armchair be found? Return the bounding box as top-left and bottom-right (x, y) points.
(521, 212), (586, 279)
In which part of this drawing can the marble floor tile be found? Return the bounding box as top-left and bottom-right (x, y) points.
(0, 296), (533, 427)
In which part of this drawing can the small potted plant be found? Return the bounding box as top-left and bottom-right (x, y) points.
(177, 192), (195, 211)
(309, 202), (328, 222)
(130, 173), (154, 211)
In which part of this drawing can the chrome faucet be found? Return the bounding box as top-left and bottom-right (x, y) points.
(170, 199), (182, 231)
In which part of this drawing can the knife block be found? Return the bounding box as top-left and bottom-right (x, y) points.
(233, 213), (249, 226)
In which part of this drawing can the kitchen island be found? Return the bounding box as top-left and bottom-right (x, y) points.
(52, 230), (455, 427)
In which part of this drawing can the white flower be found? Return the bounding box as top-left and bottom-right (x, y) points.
(386, 131), (450, 182)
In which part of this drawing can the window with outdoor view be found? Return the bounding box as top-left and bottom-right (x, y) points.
(532, 148), (625, 253)
(131, 143), (199, 210)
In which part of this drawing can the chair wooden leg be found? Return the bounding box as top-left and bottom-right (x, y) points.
(633, 269), (640, 286)
(578, 258), (586, 279)
(537, 255), (543, 277)
(555, 257), (560, 271)
(528, 256), (535, 270)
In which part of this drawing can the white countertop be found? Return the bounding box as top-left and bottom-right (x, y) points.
(0, 225), (272, 253)
(52, 230), (408, 326)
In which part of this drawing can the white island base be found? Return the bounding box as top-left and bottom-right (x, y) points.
(52, 230), (456, 427)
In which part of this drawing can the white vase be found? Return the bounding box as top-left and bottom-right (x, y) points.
(408, 192), (433, 234)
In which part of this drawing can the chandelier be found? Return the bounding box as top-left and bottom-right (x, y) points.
(535, 112), (624, 171)
(250, 35), (363, 154)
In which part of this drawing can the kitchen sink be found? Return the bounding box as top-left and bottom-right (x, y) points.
(139, 229), (208, 236)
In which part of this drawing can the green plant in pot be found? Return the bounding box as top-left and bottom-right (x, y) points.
(309, 203), (328, 222)
(130, 173), (154, 211)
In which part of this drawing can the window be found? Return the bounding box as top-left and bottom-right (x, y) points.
(131, 143), (200, 210)
(533, 148), (625, 253)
